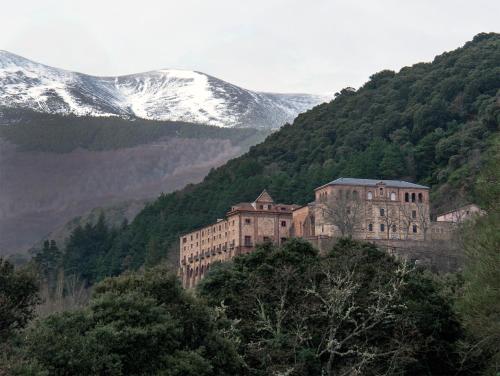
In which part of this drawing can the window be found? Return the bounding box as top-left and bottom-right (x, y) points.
(367, 191), (373, 200)
(281, 237), (287, 244)
(390, 192), (396, 201)
(346, 207), (351, 215)
(280, 207), (286, 211)
(281, 220), (287, 227)
(263, 236), (270, 243)
(412, 224), (418, 233)
(244, 236), (252, 246)
(259, 204), (263, 209)
(368, 223), (373, 231)
(190, 235), (193, 240)
(411, 193), (416, 203)
(380, 208), (385, 217)
(183, 237), (187, 243)
(392, 224), (397, 232)
(412, 210), (416, 219)
(268, 204), (272, 209)
(380, 188), (384, 196)
(245, 218), (251, 224)
(380, 223), (385, 232)
(405, 192), (409, 202)
(418, 193), (423, 203)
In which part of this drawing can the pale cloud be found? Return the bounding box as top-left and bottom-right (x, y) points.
(1, 0), (498, 94)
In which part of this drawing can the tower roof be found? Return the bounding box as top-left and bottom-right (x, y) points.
(254, 190), (274, 203)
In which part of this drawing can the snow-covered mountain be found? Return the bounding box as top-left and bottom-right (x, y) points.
(0, 50), (330, 128)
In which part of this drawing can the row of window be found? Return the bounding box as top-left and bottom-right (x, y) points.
(378, 208), (417, 218)
(244, 218), (287, 227)
(367, 223), (418, 233)
(319, 189), (425, 203)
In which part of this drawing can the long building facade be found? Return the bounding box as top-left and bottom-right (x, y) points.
(180, 178), (444, 287)
(179, 190), (298, 288)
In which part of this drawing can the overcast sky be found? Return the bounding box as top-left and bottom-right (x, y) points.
(1, 0), (498, 94)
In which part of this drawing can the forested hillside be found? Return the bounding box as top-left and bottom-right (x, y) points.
(61, 33), (499, 281)
(0, 113), (270, 255)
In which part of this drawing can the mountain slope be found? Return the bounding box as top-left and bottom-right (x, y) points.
(0, 114), (271, 255)
(57, 32), (500, 282)
(0, 51), (329, 128)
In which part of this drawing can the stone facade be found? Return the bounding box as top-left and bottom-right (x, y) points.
(179, 190), (297, 287)
(301, 178), (432, 242)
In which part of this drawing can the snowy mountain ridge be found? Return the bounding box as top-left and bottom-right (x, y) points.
(0, 50), (330, 128)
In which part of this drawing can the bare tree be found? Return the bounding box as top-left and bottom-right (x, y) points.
(321, 191), (364, 237)
(304, 260), (414, 376)
(416, 202), (431, 240)
(378, 202), (400, 241)
(399, 204), (414, 240)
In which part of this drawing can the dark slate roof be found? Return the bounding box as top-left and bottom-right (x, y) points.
(316, 178), (429, 190)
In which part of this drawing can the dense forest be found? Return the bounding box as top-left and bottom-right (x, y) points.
(50, 33), (499, 281)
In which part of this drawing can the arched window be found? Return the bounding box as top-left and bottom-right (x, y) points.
(390, 192), (396, 201)
(418, 193), (423, 203)
(367, 191), (373, 200)
(368, 223), (373, 231)
(411, 193), (416, 203)
(405, 192), (409, 202)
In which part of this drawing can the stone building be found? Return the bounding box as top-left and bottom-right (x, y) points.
(294, 178), (432, 242)
(179, 190), (297, 287)
(179, 178), (464, 287)
(436, 204), (485, 223)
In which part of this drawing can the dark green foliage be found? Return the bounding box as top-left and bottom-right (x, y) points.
(456, 136), (500, 374)
(83, 33), (499, 282)
(32, 240), (61, 291)
(19, 266), (243, 375)
(0, 109), (270, 153)
(198, 239), (465, 375)
(63, 213), (117, 285)
(0, 259), (40, 341)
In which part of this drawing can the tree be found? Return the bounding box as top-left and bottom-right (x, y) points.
(456, 136), (500, 374)
(198, 239), (464, 375)
(304, 256), (412, 376)
(33, 239), (62, 293)
(19, 265), (244, 376)
(0, 259), (40, 342)
(378, 201), (400, 240)
(416, 201), (431, 240)
(321, 190), (364, 237)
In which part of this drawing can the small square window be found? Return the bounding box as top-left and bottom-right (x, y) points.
(281, 221), (287, 227)
(245, 218), (251, 224)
